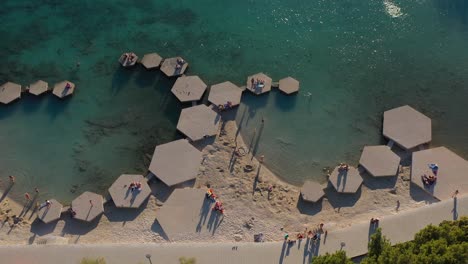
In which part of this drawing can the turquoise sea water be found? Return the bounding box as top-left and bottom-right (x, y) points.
(1, 0), (468, 202)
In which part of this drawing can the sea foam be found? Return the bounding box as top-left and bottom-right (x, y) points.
(383, 0), (404, 18)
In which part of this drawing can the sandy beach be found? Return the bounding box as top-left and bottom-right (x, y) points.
(0, 110), (438, 246)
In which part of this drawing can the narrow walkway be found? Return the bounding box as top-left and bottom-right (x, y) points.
(0, 196), (465, 264)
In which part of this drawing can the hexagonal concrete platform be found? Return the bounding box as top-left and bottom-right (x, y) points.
(177, 105), (221, 141)
(149, 139), (202, 187)
(300, 181), (325, 202)
(108, 174), (151, 208)
(160, 57), (188, 77)
(118, 53), (138, 67)
(171, 76), (207, 103)
(37, 199), (63, 224)
(359, 145), (401, 177)
(246, 73), (272, 95)
(28, 80), (49, 96)
(411, 147), (468, 200)
(0, 82), (21, 104)
(156, 188), (222, 240)
(383, 105), (431, 150)
(208, 81), (243, 107)
(53, 81), (75, 99)
(71, 191), (104, 222)
(329, 166), (363, 193)
(278, 77), (300, 95)
(140, 53), (163, 69)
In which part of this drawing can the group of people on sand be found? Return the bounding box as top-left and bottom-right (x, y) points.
(284, 223), (327, 245)
(129, 181), (143, 192)
(206, 186), (225, 214)
(120, 52), (137, 66)
(338, 163), (349, 172)
(250, 78), (265, 90)
(217, 101), (233, 111)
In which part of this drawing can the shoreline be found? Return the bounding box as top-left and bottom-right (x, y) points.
(0, 113), (438, 245)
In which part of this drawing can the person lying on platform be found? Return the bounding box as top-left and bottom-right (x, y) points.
(422, 174), (437, 186)
(338, 163), (349, 172)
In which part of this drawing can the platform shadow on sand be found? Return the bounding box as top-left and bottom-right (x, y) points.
(147, 176), (174, 203)
(360, 169), (397, 190)
(323, 184), (361, 209)
(409, 183), (439, 204)
(104, 199), (149, 223)
(297, 195), (323, 216)
(151, 219), (170, 241)
(30, 218), (59, 236)
(61, 214), (102, 237)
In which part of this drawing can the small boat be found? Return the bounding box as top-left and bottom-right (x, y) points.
(119, 52), (138, 67)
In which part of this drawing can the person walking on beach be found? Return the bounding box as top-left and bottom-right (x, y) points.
(452, 190), (459, 198)
(24, 193), (31, 201)
(89, 200), (93, 207)
(9, 175), (15, 183)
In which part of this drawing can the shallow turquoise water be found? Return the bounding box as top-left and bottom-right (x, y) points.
(1, 0), (468, 202)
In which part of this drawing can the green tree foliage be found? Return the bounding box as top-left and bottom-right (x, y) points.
(312, 217), (468, 264)
(311, 250), (353, 264)
(364, 217), (468, 264)
(80, 257), (106, 264)
(366, 228), (391, 261)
